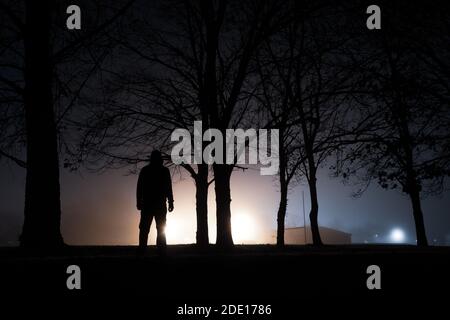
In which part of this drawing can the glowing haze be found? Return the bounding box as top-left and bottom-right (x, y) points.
(1, 165), (450, 246)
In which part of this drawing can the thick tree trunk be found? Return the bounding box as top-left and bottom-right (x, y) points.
(213, 164), (234, 248)
(20, 0), (64, 248)
(308, 167), (322, 245)
(195, 164), (209, 247)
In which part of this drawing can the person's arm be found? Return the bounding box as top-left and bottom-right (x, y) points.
(166, 168), (174, 211)
(136, 168), (144, 210)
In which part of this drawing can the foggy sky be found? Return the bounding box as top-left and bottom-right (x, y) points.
(1, 162), (449, 246)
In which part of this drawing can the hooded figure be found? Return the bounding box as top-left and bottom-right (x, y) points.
(136, 150), (174, 253)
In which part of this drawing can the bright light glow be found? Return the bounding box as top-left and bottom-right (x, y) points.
(165, 218), (180, 243)
(232, 212), (257, 243)
(390, 228), (405, 243)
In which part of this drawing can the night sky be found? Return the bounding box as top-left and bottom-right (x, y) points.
(1, 0), (449, 247)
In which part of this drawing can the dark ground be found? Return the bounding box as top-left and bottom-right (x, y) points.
(0, 244), (448, 315)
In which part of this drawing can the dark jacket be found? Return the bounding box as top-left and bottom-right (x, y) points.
(136, 164), (173, 211)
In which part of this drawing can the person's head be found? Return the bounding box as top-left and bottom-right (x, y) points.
(150, 150), (163, 166)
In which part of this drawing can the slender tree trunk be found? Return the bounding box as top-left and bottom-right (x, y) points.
(195, 164), (209, 247)
(403, 132), (428, 247)
(406, 175), (428, 246)
(399, 112), (428, 246)
(213, 164), (234, 248)
(20, 0), (64, 248)
(308, 165), (322, 245)
(276, 184), (288, 247)
(276, 133), (287, 247)
(409, 190), (428, 246)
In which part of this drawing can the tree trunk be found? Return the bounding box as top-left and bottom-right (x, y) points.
(276, 185), (288, 247)
(407, 181), (428, 246)
(276, 134), (287, 247)
(403, 129), (428, 247)
(308, 167), (322, 245)
(409, 191), (428, 246)
(195, 164), (209, 247)
(213, 164), (234, 248)
(20, 0), (64, 248)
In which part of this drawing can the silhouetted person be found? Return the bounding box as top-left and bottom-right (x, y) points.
(136, 150), (174, 255)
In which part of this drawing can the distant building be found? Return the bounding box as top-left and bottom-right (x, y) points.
(272, 226), (352, 244)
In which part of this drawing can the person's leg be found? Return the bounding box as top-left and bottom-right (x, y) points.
(138, 211), (153, 252)
(155, 209), (167, 252)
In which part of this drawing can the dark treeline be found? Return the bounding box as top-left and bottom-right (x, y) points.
(0, 0), (449, 248)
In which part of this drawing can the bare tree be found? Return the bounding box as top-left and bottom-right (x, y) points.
(255, 26), (302, 247)
(339, 1), (450, 246)
(196, 0), (287, 247)
(0, 0), (135, 248)
(256, 4), (355, 245)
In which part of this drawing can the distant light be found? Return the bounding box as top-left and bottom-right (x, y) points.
(232, 212), (256, 243)
(390, 228), (405, 243)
